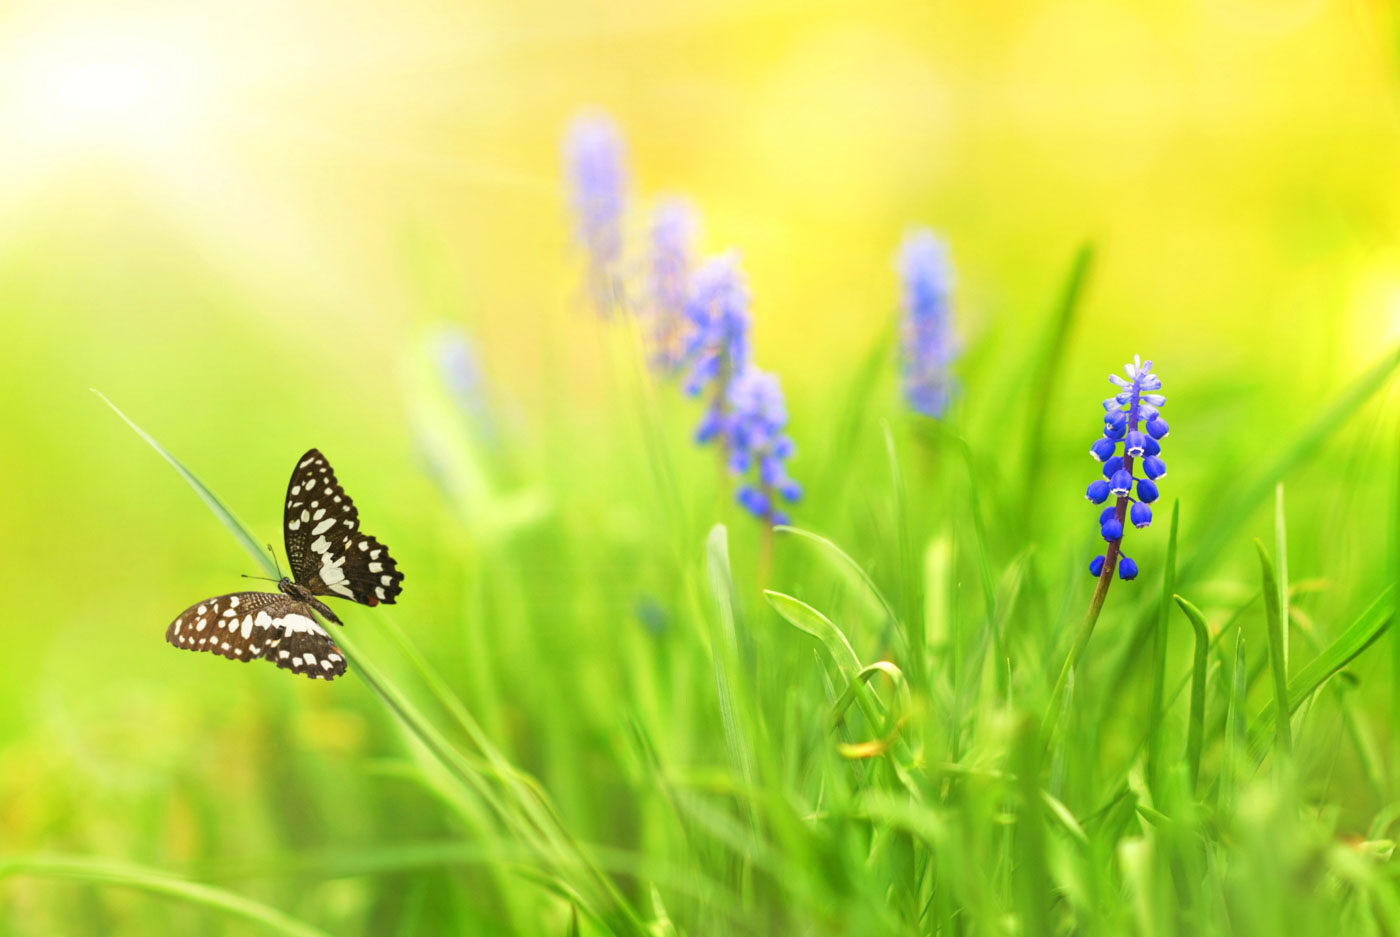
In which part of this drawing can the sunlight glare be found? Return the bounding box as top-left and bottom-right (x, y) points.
(7, 26), (209, 159)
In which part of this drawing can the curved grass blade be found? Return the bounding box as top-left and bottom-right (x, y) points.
(1173, 595), (1210, 797)
(0, 855), (333, 937)
(765, 589), (862, 680)
(93, 390), (276, 578)
(773, 525), (900, 633)
(1248, 586), (1394, 759)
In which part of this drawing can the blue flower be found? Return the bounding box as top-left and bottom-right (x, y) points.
(1086, 355), (1167, 581)
(724, 367), (800, 524)
(896, 228), (958, 418)
(435, 324), (496, 442)
(563, 110), (628, 316)
(683, 252), (751, 445)
(646, 197), (699, 374)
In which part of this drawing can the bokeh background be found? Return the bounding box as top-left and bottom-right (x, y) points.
(4, 0), (1400, 934)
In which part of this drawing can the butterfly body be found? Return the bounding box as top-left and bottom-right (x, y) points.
(165, 448), (404, 681)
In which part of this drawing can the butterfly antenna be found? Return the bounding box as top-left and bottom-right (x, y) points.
(241, 573), (280, 584)
(265, 543), (284, 578)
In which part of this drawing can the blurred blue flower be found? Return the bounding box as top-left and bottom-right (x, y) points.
(435, 324), (496, 443)
(683, 252), (751, 444)
(1087, 355), (1168, 580)
(896, 228), (958, 417)
(646, 197), (699, 374)
(724, 367), (800, 525)
(563, 110), (628, 316)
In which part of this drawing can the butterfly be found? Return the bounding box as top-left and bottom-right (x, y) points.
(165, 449), (404, 680)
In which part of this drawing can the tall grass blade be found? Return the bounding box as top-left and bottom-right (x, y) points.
(1180, 345), (1400, 582)
(1146, 500), (1179, 792)
(94, 390), (277, 577)
(1173, 595), (1210, 797)
(1255, 539), (1292, 756)
(0, 856), (333, 937)
(1020, 243), (1094, 499)
(1248, 586), (1395, 757)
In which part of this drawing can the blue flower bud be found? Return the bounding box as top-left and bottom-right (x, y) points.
(737, 486), (770, 516)
(1137, 478), (1159, 503)
(1090, 437), (1117, 462)
(1143, 435), (1160, 457)
(1099, 506), (1117, 525)
(1101, 517), (1123, 541)
(1146, 415), (1170, 439)
(1105, 410), (1128, 432)
(1090, 555), (1106, 576)
(1086, 479), (1111, 503)
(1130, 501), (1152, 528)
(1104, 418), (1127, 440)
(1110, 469), (1134, 496)
(1124, 430), (1146, 457)
(1141, 456), (1165, 479)
(1103, 455), (1124, 478)
(1119, 556), (1139, 580)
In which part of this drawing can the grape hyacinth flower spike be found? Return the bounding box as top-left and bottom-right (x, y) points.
(724, 367), (800, 525)
(896, 228), (958, 418)
(1084, 355), (1168, 583)
(645, 197), (698, 375)
(683, 252), (752, 448)
(563, 110), (628, 316)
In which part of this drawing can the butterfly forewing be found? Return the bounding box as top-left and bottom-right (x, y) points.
(283, 448), (404, 606)
(166, 591), (346, 680)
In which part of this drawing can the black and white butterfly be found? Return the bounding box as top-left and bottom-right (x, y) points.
(165, 449), (404, 681)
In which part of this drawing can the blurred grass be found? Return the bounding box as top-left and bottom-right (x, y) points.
(5, 0), (1400, 934)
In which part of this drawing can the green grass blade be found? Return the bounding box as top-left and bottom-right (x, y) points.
(1255, 539), (1292, 756)
(1173, 594), (1210, 797)
(0, 855), (333, 937)
(1274, 484), (1289, 670)
(705, 524), (759, 794)
(1180, 345), (1400, 583)
(773, 525), (900, 635)
(1020, 242), (1094, 498)
(94, 390), (276, 577)
(1248, 586), (1395, 757)
(1147, 500), (1179, 792)
(765, 590), (862, 680)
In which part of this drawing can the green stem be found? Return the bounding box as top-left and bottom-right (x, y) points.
(1044, 536), (1120, 739)
(1255, 539), (1292, 757)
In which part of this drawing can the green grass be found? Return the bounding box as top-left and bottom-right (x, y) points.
(7, 308), (1395, 936)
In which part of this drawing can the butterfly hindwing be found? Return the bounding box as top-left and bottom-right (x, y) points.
(166, 591), (288, 663)
(265, 617), (347, 681)
(283, 448), (404, 606)
(166, 591), (346, 681)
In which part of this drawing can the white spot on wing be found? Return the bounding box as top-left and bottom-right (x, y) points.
(241, 615), (254, 639)
(370, 549), (381, 560)
(230, 596), (240, 608)
(288, 518), (301, 530)
(312, 518), (336, 535)
(374, 586), (386, 600)
(368, 562), (382, 572)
